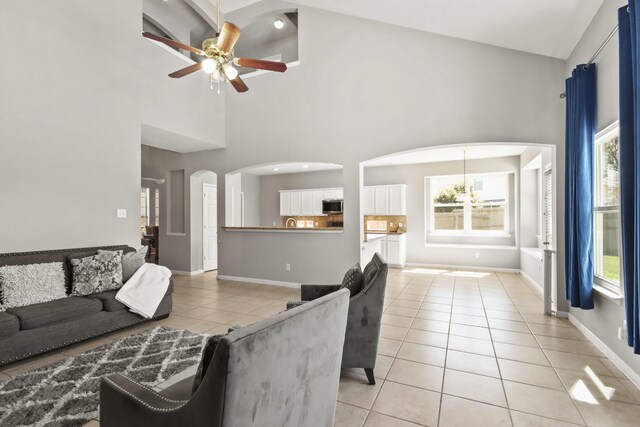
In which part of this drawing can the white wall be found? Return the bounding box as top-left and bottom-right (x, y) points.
(364, 156), (520, 269)
(0, 0), (143, 252)
(241, 173), (261, 226)
(565, 0), (640, 378)
(142, 6), (566, 286)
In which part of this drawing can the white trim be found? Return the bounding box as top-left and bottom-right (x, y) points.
(170, 269), (205, 276)
(569, 313), (640, 391)
(405, 262), (520, 273)
(424, 243), (517, 250)
(592, 284), (624, 305)
(520, 269), (543, 295)
(217, 275), (301, 289)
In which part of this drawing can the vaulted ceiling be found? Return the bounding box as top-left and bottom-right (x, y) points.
(228, 0), (603, 59)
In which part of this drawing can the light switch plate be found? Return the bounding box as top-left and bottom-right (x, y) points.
(117, 209), (127, 219)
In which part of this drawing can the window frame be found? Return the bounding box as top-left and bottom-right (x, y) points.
(592, 121), (622, 296)
(427, 172), (511, 237)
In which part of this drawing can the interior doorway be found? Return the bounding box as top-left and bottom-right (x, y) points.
(203, 183), (218, 271)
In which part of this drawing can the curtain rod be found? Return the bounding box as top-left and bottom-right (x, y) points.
(559, 24), (620, 99)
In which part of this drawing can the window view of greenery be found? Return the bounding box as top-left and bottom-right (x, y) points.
(431, 174), (507, 233)
(594, 135), (620, 284)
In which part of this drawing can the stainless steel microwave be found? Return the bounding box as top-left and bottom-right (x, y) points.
(322, 199), (343, 214)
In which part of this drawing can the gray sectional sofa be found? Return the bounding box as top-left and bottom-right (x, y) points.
(0, 245), (173, 366)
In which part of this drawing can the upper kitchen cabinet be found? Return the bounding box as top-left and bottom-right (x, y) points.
(280, 187), (343, 216)
(363, 185), (406, 215)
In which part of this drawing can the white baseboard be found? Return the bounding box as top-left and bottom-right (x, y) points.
(569, 314), (640, 390)
(217, 275), (300, 289)
(405, 262), (520, 274)
(170, 269), (205, 276)
(519, 269), (543, 295)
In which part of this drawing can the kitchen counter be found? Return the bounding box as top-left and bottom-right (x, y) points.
(364, 231), (406, 242)
(223, 226), (343, 234)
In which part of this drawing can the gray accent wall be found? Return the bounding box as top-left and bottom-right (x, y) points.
(564, 0), (640, 377)
(364, 156), (520, 269)
(241, 173), (261, 227)
(0, 0), (144, 252)
(142, 6), (566, 288)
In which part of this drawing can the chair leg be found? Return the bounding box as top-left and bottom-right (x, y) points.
(364, 368), (375, 385)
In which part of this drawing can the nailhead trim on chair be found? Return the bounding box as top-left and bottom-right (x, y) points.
(103, 376), (188, 413)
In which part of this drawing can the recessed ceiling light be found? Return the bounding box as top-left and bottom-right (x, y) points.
(302, 164), (309, 168)
(273, 19), (284, 29)
(273, 167), (280, 171)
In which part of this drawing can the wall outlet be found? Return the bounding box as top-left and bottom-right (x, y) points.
(273, 221), (277, 226)
(285, 263), (291, 271)
(399, 223), (403, 227)
(390, 222), (394, 228)
(315, 221), (319, 227)
(117, 209), (127, 219)
(475, 252), (480, 258)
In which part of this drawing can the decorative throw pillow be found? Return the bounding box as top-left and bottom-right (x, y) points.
(70, 250), (123, 296)
(0, 262), (67, 309)
(340, 263), (364, 297)
(191, 334), (224, 396)
(100, 247), (146, 283)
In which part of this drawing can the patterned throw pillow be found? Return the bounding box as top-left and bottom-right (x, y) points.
(70, 250), (123, 296)
(0, 262), (68, 309)
(340, 263), (364, 297)
(191, 334), (224, 396)
(100, 247), (146, 283)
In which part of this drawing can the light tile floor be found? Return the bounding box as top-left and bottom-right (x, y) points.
(2, 267), (640, 427)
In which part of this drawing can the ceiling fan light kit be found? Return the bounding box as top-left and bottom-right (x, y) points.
(142, 1), (287, 94)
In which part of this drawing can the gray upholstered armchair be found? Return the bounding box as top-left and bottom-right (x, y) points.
(288, 253), (388, 385)
(100, 289), (350, 427)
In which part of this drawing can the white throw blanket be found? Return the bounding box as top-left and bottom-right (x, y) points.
(116, 263), (171, 319)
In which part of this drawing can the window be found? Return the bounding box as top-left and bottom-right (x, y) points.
(140, 187), (150, 235)
(154, 188), (160, 227)
(543, 168), (553, 245)
(429, 173), (509, 235)
(593, 124), (621, 293)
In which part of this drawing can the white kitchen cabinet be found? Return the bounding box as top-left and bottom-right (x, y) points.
(362, 187), (375, 215)
(311, 190), (324, 215)
(290, 191), (302, 215)
(374, 187), (389, 215)
(382, 234), (406, 267)
(323, 189), (338, 200)
(389, 185), (406, 215)
(279, 187), (343, 216)
(279, 191), (291, 216)
(301, 191), (313, 215)
(363, 185), (407, 215)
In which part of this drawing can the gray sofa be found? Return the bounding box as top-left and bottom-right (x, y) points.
(291, 253), (388, 384)
(0, 245), (173, 366)
(100, 288), (350, 427)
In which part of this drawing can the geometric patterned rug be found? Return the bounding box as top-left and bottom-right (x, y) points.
(0, 327), (209, 427)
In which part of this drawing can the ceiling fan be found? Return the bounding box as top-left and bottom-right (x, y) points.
(142, 0), (287, 93)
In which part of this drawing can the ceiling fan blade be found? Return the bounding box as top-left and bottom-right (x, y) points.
(169, 62), (203, 78)
(234, 58), (287, 72)
(142, 32), (205, 56)
(216, 22), (242, 53)
(225, 73), (249, 92)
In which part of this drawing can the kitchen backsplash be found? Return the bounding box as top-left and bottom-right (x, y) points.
(281, 214), (344, 227)
(364, 215), (408, 233)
